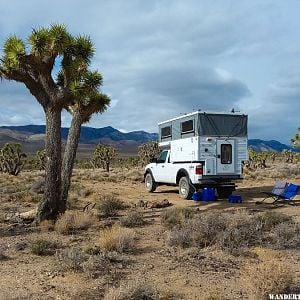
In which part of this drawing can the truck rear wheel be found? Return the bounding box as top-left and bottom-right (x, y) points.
(178, 176), (193, 200)
(145, 173), (157, 192)
(217, 187), (234, 198)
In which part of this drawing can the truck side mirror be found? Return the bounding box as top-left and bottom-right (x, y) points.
(150, 158), (157, 163)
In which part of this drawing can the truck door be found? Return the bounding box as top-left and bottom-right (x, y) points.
(216, 139), (235, 174)
(152, 150), (173, 183)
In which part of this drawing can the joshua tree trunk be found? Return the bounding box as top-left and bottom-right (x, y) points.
(36, 106), (62, 222)
(106, 161), (110, 172)
(61, 112), (82, 211)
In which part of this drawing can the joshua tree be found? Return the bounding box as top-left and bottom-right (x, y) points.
(60, 69), (110, 206)
(0, 24), (99, 221)
(0, 143), (26, 175)
(138, 141), (160, 165)
(92, 144), (117, 172)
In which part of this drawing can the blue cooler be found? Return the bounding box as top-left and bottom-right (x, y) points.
(228, 195), (242, 203)
(202, 188), (216, 201)
(192, 191), (202, 201)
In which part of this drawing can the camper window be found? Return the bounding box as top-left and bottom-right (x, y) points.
(221, 144), (232, 164)
(161, 126), (172, 139)
(181, 120), (194, 134)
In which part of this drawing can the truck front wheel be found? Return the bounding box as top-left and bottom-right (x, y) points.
(145, 173), (157, 192)
(178, 176), (194, 200)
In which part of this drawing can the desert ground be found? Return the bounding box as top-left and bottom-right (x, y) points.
(0, 164), (300, 300)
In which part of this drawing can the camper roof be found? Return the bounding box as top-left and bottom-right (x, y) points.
(158, 111), (247, 125)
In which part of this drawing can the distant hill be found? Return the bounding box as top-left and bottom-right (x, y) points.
(0, 125), (298, 155)
(247, 139), (299, 152)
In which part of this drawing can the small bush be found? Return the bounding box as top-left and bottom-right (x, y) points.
(82, 254), (109, 279)
(99, 225), (135, 253)
(167, 225), (194, 248)
(244, 260), (294, 298)
(104, 281), (158, 300)
(0, 250), (8, 260)
(161, 207), (195, 228)
(56, 247), (87, 272)
(97, 194), (126, 217)
(120, 210), (145, 227)
(30, 239), (58, 256)
(54, 211), (96, 234)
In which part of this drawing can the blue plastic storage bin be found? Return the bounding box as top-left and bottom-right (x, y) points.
(228, 195), (242, 203)
(202, 188), (216, 201)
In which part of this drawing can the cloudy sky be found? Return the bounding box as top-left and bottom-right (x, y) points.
(0, 0), (299, 143)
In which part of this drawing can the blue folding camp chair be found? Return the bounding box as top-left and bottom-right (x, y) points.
(257, 181), (288, 204)
(275, 183), (300, 205)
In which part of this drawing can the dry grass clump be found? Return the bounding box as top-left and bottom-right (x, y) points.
(56, 247), (87, 272)
(39, 220), (55, 232)
(243, 259), (294, 298)
(30, 239), (59, 256)
(104, 281), (158, 300)
(125, 169), (143, 182)
(96, 194), (127, 217)
(120, 210), (145, 227)
(161, 207), (195, 228)
(167, 210), (298, 254)
(54, 211), (97, 234)
(99, 225), (135, 253)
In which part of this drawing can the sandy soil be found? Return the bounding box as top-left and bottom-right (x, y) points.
(0, 168), (299, 300)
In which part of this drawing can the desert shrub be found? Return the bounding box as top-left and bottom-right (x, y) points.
(270, 222), (300, 249)
(244, 260), (294, 298)
(96, 194), (126, 217)
(30, 239), (58, 255)
(104, 281), (158, 300)
(255, 211), (292, 231)
(167, 210), (298, 254)
(56, 247), (87, 272)
(99, 225), (135, 253)
(82, 254), (109, 279)
(54, 211), (96, 234)
(120, 210), (145, 227)
(161, 207), (195, 228)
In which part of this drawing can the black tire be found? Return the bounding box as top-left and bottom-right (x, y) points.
(178, 176), (194, 200)
(217, 187), (234, 198)
(145, 173), (157, 192)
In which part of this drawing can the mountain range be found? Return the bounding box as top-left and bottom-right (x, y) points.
(0, 125), (297, 155)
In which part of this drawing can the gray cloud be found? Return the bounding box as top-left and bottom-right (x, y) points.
(0, 0), (299, 142)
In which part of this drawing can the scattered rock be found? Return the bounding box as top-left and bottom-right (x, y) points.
(30, 180), (45, 194)
(136, 199), (172, 209)
(15, 242), (28, 251)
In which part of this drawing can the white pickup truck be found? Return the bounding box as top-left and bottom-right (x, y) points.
(143, 111), (248, 199)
